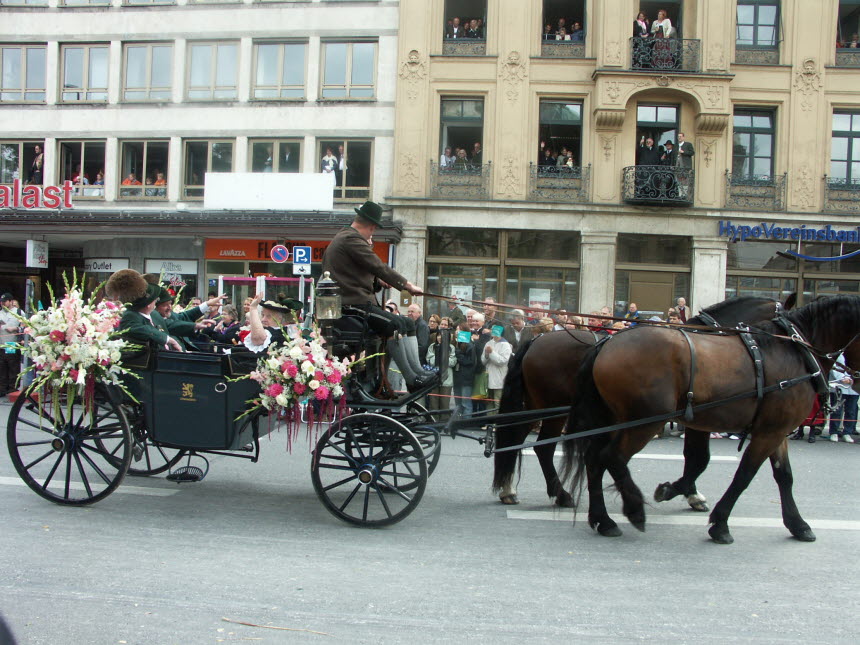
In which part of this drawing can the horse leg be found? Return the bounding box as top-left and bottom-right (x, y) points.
(708, 433), (782, 544)
(769, 438), (816, 542)
(493, 421), (531, 505)
(603, 427), (655, 532)
(584, 438), (622, 537)
(654, 429), (711, 512)
(535, 418), (575, 507)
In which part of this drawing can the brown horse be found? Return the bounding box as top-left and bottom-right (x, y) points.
(561, 295), (860, 544)
(494, 296), (787, 509)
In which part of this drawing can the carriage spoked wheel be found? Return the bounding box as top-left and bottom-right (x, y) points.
(115, 404), (186, 477)
(311, 413), (427, 527)
(7, 385), (132, 505)
(390, 401), (442, 488)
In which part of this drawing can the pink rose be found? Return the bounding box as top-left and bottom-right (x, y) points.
(314, 385), (330, 401)
(293, 382), (306, 395)
(265, 383), (284, 397)
(327, 370), (342, 384)
(49, 330), (66, 343)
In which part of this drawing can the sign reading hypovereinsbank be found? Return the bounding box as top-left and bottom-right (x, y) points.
(719, 220), (860, 243)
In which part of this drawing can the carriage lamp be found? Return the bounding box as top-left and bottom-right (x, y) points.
(315, 271), (342, 322)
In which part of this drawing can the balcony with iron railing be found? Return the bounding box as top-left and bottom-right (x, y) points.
(528, 163), (591, 203)
(442, 38), (486, 56)
(735, 46), (779, 65)
(725, 172), (786, 211)
(621, 165), (694, 206)
(541, 39), (586, 59)
(835, 47), (860, 68)
(629, 37), (701, 72)
(824, 176), (860, 213)
(429, 161), (492, 200)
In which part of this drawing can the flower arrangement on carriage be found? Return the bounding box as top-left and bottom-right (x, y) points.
(9, 274), (138, 421)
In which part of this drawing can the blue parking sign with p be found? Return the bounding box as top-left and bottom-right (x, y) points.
(293, 246), (311, 265)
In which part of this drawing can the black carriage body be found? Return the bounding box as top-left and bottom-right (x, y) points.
(145, 352), (262, 450)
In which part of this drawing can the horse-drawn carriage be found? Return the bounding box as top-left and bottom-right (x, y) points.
(6, 297), (453, 527)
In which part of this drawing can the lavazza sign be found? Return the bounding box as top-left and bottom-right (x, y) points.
(0, 180), (75, 209)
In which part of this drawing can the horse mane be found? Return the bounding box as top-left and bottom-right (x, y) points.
(745, 294), (860, 352)
(699, 296), (774, 317)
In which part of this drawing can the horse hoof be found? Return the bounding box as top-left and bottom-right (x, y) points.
(554, 491), (576, 508)
(654, 482), (676, 503)
(597, 522), (623, 538)
(500, 494), (519, 505)
(708, 524), (734, 545)
(792, 528), (817, 542)
(689, 500), (710, 512)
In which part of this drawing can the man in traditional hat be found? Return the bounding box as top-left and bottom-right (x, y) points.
(145, 274), (224, 350)
(106, 269), (211, 352)
(322, 200), (435, 391)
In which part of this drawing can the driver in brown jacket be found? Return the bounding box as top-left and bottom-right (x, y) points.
(322, 201), (435, 390)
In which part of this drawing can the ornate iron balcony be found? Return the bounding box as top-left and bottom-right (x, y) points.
(824, 176), (860, 213)
(442, 39), (486, 56)
(429, 161), (491, 200)
(725, 172), (787, 211)
(735, 47), (779, 65)
(629, 37), (700, 72)
(622, 165), (694, 206)
(529, 163), (591, 203)
(836, 49), (860, 68)
(540, 41), (586, 59)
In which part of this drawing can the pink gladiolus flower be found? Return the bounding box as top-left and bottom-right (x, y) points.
(49, 330), (66, 343)
(314, 385), (330, 401)
(265, 383), (284, 397)
(293, 382), (306, 395)
(69, 368), (79, 381)
(99, 359), (110, 366)
(327, 370), (342, 384)
(249, 371), (264, 382)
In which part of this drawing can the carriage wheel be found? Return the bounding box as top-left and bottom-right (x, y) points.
(391, 401), (441, 487)
(311, 413), (427, 527)
(120, 404), (186, 476)
(7, 386), (131, 505)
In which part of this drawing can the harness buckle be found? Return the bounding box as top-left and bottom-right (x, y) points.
(779, 379), (791, 390)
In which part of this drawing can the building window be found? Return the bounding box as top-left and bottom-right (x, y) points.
(249, 140), (301, 173)
(253, 41), (305, 100)
(317, 139), (371, 201)
(59, 140), (106, 198)
(0, 140), (45, 185)
(119, 141), (169, 199)
(123, 43), (173, 101)
(0, 0), (48, 5)
(123, 0), (175, 5)
(443, 0), (487, 40)
(838, 2), (860, 47)
(538, 100), (582, 169)
(541, 0), (586, 42)
(187, 42), (238, 100)
(320, 41), (376, 99)
(636, 104), (678, 152)
(1, 45), (46, 103)
(439, 98), (484, 164)
(736, 0), (779, 48)
(615, 234), (691, 317)
(60, 0), (109, 5)
(61, 44), (109, 102)
(732, 109), (775, 178)
(831, 112), (860, 185)
(183, 140), (233, 199)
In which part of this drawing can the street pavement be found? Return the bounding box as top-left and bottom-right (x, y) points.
(0, 399), (858, 645)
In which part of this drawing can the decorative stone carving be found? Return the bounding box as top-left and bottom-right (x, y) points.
(793, 163), (815, 208)
(695, 113), (730, 135)
(594, 109), (625, 130)
(701, 139), (716, 168)
(605, 41), (622, 66)
(794, 58), (822, 112)
(398, 50), (426, 101)
(499, 51), (527, 102)
(708, 43), (725, 70)
(706, 85), (722, 108)
(499, 156), (520, 197)
(600, 135), (615, 162)
(605, 81), (621, 103)
(398, 153), (421, 195)
(655, 74), (671, 87)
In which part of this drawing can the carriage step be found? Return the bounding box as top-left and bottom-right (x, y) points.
(166, 454), (210, 483)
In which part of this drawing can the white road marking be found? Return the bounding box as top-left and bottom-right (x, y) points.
(521, 449), (738, 462)
(506, 509), (860, 531)
(0, 475), (178, 497)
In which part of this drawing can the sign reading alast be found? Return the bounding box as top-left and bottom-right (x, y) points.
(0, 180), (75, 209)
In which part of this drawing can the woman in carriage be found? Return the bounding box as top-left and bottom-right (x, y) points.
(241, 292), (302, 354)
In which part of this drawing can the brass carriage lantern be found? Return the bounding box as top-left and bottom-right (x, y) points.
(315, 271), (342, 321)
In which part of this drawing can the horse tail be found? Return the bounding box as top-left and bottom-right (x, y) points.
(492, 338), (535, 493)
(560, 340), (615, 508)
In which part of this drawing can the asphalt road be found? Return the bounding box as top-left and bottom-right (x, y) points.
(1, 400), (858, 645)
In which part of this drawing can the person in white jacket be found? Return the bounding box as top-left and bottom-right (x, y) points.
(481, 327), (512, 404)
